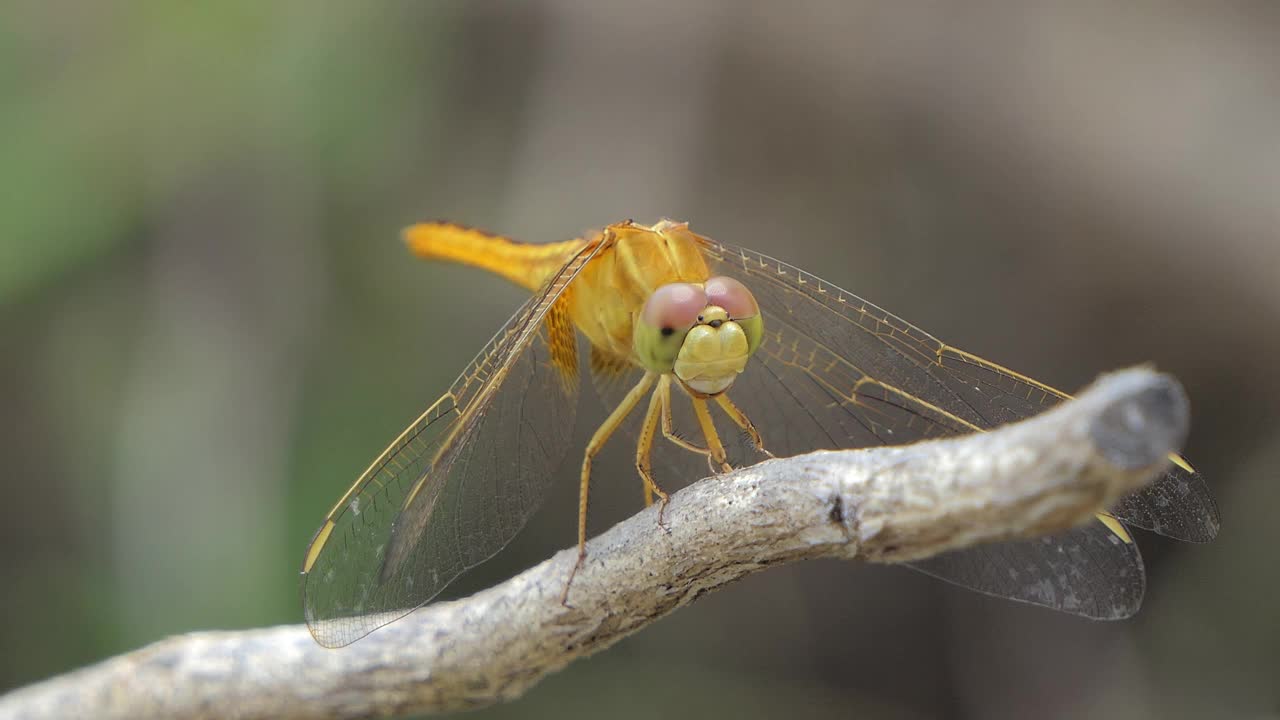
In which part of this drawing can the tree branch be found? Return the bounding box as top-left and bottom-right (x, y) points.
(0, 368), (1189, 720)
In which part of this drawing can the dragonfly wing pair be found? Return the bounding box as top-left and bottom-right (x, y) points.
(303, 222), (1220, 647)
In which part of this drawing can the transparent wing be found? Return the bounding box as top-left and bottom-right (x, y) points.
(301, 242), (600, 647)
(693, 237), (1217, 616)
(710, 313), (1148, 617)
(697, 238), (1219, 538)
(907, 520), (1145, 619)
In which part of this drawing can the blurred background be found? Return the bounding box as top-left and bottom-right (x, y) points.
(2, 2), (1277, 718)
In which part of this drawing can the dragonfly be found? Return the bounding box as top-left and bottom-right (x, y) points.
(301, 219), (1219, 648)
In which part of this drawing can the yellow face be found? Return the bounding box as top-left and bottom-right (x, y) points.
(633, 276), (763, 395)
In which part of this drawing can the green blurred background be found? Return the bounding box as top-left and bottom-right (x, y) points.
(2, 3), (1277, 718)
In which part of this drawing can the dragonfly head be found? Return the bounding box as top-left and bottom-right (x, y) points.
(634, 276), (764, 395)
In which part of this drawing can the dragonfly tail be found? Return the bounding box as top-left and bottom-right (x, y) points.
(404, 222), (585, 292)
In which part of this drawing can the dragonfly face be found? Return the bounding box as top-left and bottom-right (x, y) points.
(633, 277), (764, 395)
(301, 218), (1219, 648)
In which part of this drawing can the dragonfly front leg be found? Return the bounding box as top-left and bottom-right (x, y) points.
(657, 374), (712, 456)
(634, 383), (671, 522)
(714, 393), (773, 458)
(690, 397), (733, 474)
(563, 370), (656, 606)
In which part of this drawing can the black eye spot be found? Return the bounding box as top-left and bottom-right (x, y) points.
(697, 315), (704, 322)
(661, 327), (674, 337)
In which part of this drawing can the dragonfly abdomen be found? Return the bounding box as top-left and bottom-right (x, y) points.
(404, 222), (586, 292)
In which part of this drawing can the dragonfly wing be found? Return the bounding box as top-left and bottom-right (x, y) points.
(301, 242), (601, 647)
(938, 348), (1219, 541)
(907, 520), (1145, 619)
(735, 314), (1146, 616)
(1108, 464), (1218, 542)
(697, 238), (1219, 541)
(588, 345), (639, 407)
(690, 238), (1208, 617)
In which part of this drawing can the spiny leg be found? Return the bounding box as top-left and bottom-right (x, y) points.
(634, 382), (671, 520)
(714, 393), (773, 458)
(690, 396), (733, 473)
(562, 371), (657, 606)
(658, 375), (711, 456)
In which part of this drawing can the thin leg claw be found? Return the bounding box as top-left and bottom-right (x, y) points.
(560, 548), (586, 607)
(654, 488), (671, 531)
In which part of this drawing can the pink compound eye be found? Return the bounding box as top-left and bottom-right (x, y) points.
(704, 276), (758, 319)
(640, 283), (707, 334)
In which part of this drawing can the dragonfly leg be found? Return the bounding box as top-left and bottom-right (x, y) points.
(634, 380), (672, 525)
(690, 396), (733, 473)
(562, 370), (657, 606)
(658, 375), (712, 456)
(714, 393), (773, 458)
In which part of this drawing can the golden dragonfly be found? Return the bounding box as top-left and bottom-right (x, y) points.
(301, 219), (1219, 648)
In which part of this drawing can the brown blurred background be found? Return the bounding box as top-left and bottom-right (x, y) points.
(2, 2), (1277, 718)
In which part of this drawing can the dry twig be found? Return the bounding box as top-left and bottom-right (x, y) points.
(0, 368), (1189, 720)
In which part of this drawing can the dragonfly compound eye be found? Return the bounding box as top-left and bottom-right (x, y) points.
(705, 276), (758, 319)
(704, 275), (763, 355)
(634, 283), (706, 373)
